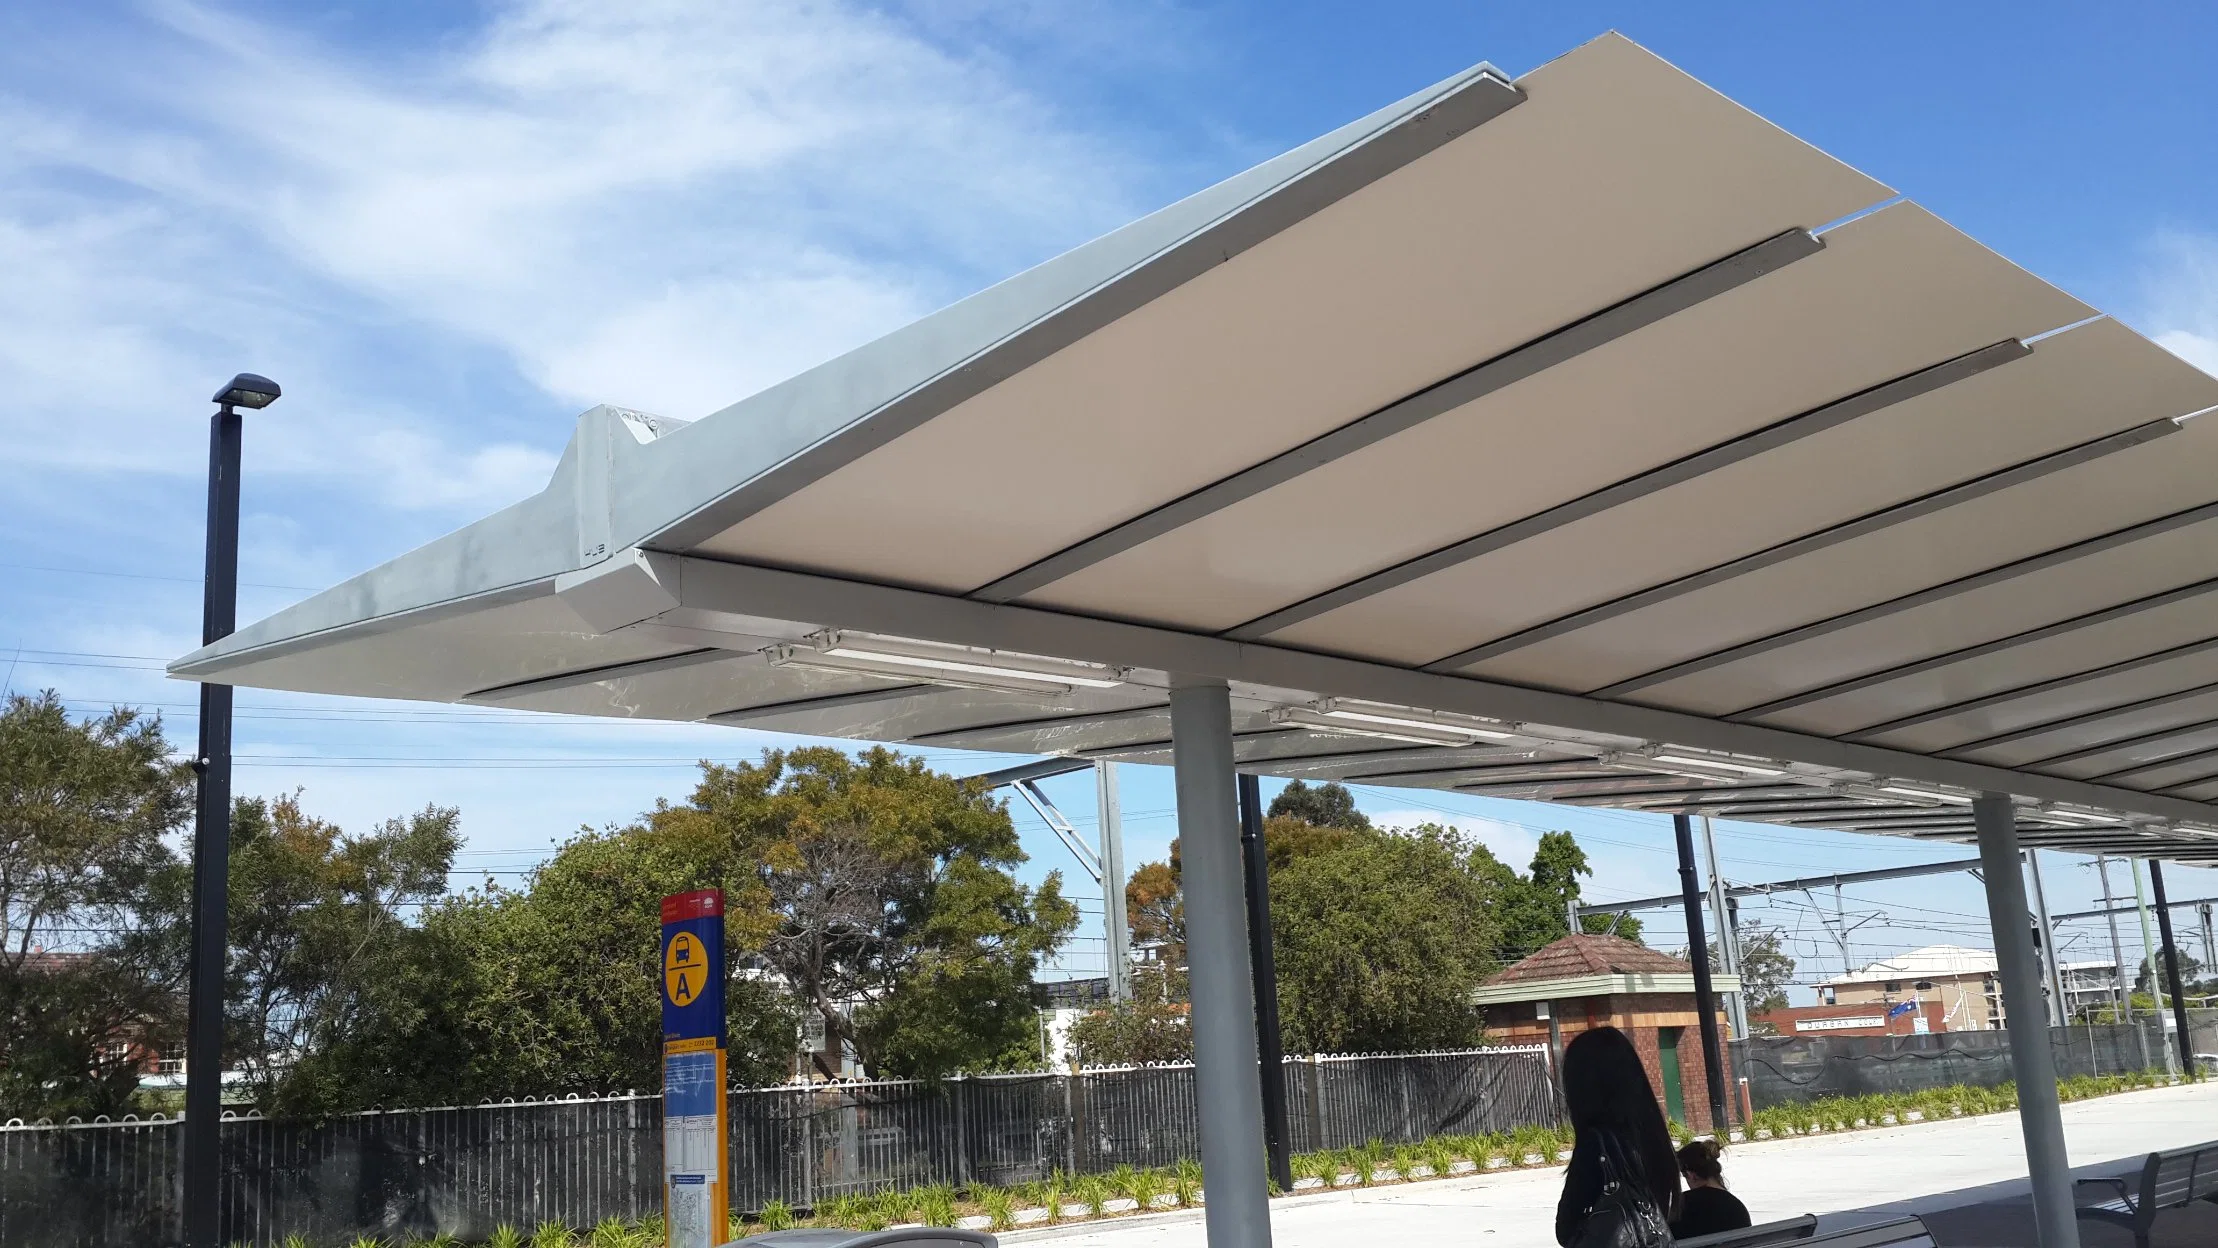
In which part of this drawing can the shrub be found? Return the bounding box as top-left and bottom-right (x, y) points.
(979, 1187), (1018, 1231)
(759, 1200), (797, 1233)
(1173, 1158), (1203, 1206)
(488, 1226), (522, 1248)
(531, 1222), (573, 1248)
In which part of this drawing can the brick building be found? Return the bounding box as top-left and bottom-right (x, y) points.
(1755, 998), (1944, 1038)
(1473, 933), (1740, 1133)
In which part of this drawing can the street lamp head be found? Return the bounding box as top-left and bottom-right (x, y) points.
(212, 373), (281, 409)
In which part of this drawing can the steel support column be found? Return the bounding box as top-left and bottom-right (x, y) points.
(1238, 773), (1294, 1195)
(2147, 860), (2195, 1074)
(2131, 860), (2175, 1075)
(1701, 817), (1749, 1039)
(1972, 793), (2078, 1248)
(1671, 813), (1730, 1132)
(1169, 678), (1272, 1248)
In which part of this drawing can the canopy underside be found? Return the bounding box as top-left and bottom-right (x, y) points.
(174, 33), (2218, 864)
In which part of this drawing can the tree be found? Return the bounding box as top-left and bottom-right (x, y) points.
(1493, 830), (1643, 960)
(223, 794), (460, 1109)
(0, 692), (191, 1119)
(1125, 860), (1183, 963)
(645, 747), (1076, 1079)
(1733, 924), (1796, 1016)
(1269, 824), (1509, 1052)
(1067, 999), (1191, 1067)
(1266, 780), (1371, 830)
(2135, 950), (2205, 997)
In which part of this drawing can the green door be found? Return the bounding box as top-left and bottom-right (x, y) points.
(1657, 1028), (1686, 1124)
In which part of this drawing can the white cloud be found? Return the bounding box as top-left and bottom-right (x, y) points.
(1364, 806), (1542, 869)
(0, 0), (1147, 514)
(2144, 230), (2218, 379)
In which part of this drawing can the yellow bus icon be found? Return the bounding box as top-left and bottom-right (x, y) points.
(664, 931), (708, 1007)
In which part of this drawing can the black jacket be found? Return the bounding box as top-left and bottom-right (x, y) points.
(1669, 1186), (1751, 1241)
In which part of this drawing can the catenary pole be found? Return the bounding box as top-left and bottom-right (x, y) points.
(1237, 773), (1293, 1195)
(1672, 813), (1729, 1133)
(2148, 861), (2195, 1074)
(2131, 860), (2176, 1075)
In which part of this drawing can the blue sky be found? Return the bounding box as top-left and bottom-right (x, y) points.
(5, 2), (2217, 999)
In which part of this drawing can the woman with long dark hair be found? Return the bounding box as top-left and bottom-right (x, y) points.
(1554, 1026), (1681, 1247)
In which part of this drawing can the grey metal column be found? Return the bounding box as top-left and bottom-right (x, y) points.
(2026, 850), (2065, 1025)
(2147, 861), (2194, 1074)
(1972, 793), (2078, 1248)
(1701, 817), (1748, 1039)
(2200, 902), (2216, 978)
(1169, 677), (1272, 1248)
(1096, 761), (1132, 1002)
(2130, 860), (2175, 1075)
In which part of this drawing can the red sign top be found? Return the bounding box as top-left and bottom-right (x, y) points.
(661, 889), (724, 924)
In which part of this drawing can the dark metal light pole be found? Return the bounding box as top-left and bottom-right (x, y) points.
(1236, 774), (1293, 1194)
(183, 372), (279, 1248)
(1671, 812), (1729, 1133)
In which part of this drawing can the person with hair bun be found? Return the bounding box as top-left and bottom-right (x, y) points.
(1669, 1138), (1751, 1240)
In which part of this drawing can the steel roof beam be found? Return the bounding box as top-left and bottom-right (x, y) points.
(1731, 576), (2218, 722)
(976, 228), (1826, 605)
(2088, 745), (2218, 787)
(468, 647), (734, 702)
(1940, 677), (2218, 757)
(2022, 716), (2218, 769)
(706, 681), (936, 724)
(629, 552), (2218, 828)
(1845, 633), (2218, 741)
(1233, 334), (2019, 645)
(1428, 411), (2164, 671)
(1593, 496), (2218, 699)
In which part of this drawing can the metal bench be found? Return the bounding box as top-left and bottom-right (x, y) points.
(1796, 1218), (1933, 1248)
(1675, 1214), (1818, 1247)
(2075, 1140), (2218, 1248)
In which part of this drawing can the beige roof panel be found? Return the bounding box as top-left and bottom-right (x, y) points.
(695, 34), (1888, 593)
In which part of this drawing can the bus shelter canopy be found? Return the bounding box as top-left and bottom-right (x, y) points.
(174, 33), (2218, 865)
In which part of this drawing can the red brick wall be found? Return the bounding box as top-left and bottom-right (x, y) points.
(1482, 993), (1735, 1133)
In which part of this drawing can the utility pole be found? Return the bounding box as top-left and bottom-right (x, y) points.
(2200, 902), (2216, 976)
(1096, 761), (1131, 1002)
(2131, 859), (2176, 1075)
(1700, 817), (1748, 1039)
(2025, 849), (2065, 1025)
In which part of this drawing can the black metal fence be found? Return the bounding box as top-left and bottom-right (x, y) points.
(1732, 1020), (2176, 1108)
(0, 1047), (1556, 1248)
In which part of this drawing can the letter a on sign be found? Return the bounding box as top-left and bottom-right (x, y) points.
(661, 891), (726, 1248)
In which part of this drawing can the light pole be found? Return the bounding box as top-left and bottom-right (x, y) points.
(183, 372), (279, 1248)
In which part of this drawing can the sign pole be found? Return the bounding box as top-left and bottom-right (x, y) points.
(662, 890), (728, 1248)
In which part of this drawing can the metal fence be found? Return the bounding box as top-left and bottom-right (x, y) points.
(1732, 1020), (2180, 1108)
(0, 1047), (1556, 1248)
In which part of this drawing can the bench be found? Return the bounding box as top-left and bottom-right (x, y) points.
(1675, 1214), (1818, 1247)
(2075, 1140), (2218, 1248)
(1677, 1216), (1927, 1248)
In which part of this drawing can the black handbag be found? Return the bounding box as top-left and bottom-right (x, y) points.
(1573, 1130), (1673, 1248)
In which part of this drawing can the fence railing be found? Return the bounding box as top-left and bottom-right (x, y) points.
(0, 1047), (1558, 1248)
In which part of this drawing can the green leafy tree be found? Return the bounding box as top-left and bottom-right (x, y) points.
(2135, 950), (2205, 996)
(1733, 924), (1795, 1016)
(224, 794), (461, 1109)
(0, 692), (191, 1118)
(645, 747), (1075, 1078)
(1265, 780), (1371, 830)
(1270, 824), (1508, 1052)
(1494, 830), (1642, 960)
(1067, 1000), (1192, 1067)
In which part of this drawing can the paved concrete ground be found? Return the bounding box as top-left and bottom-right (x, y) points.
(1009, 1082), (2218, 1248)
